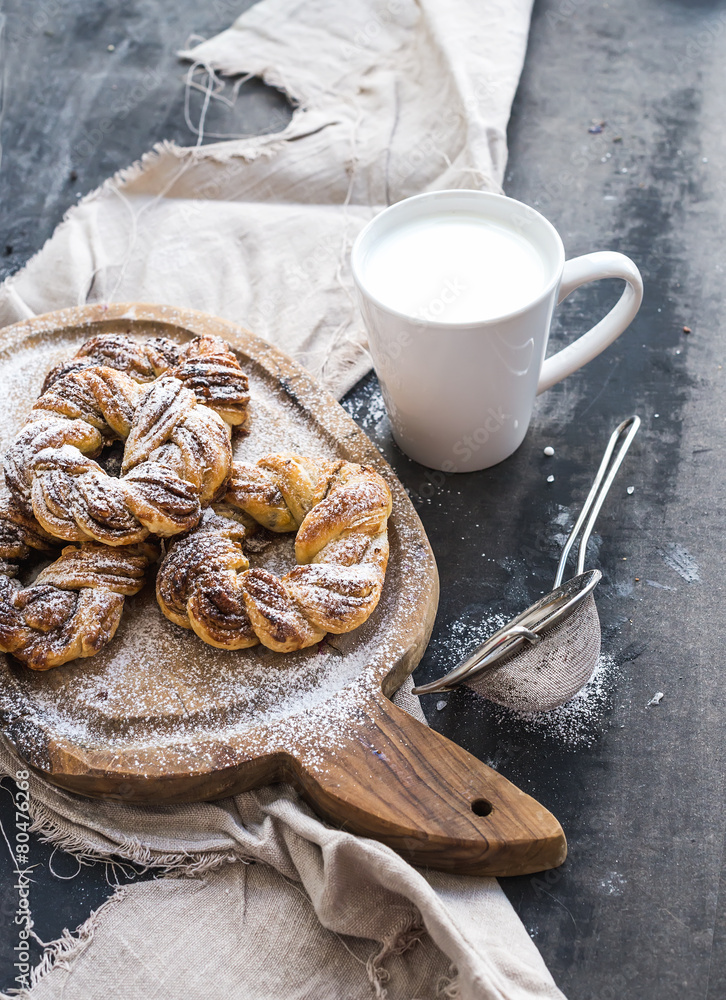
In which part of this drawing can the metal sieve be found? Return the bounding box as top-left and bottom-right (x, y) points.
(413, 416), (640, 711)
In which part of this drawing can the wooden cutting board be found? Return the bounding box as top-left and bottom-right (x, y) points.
(0, 303), (566, 876)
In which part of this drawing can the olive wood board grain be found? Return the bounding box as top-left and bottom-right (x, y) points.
(0, 303), (566, 876)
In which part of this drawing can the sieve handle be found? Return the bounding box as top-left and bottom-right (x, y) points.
(412, 624), (540, 695)
(554, 415), (641, 586)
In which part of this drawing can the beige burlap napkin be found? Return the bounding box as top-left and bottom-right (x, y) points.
(0, 0), (534, 398)
(0, 684), (564, 1000)
(0, 1), (568, 996)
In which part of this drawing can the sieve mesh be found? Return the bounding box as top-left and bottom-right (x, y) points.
(465, 594), (601, 713)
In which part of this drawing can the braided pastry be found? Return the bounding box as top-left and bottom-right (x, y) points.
(0, 334), (252, 669)
(4, 339), (249, 547)
(0, 542), (157, 670)
(0, 497), (57, 562)
(42, 333), (182, 391)
(167, 336), (250, 427)
(156, 454), (392, 652)
(42, 334), (250, 427)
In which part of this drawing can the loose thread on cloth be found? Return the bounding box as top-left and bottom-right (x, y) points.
(24, 796), (247, 877)
(0, 888), (128, 1000)
(279, 872), (396, 992)
(95, 50), (301, 314)
(0, 751), (251, 879)
(0, 3), (573, 997)
(183, 57), (257, 141)
(438, 965), (463, 999)
(101, 48), (241, 306)
(366, 920), (428, 999)
(103, 59), (215, 304)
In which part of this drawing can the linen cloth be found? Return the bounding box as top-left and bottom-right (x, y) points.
(0, 0), (534, 398)
(0, 0), (568, 997)
(0, 687), (564, 1000)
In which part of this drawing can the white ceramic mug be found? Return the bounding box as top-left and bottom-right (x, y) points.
(351, 190), (643, 472)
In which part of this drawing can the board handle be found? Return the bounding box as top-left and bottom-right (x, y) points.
(292, 692), (566, 876)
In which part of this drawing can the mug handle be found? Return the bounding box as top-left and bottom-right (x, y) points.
(537, 251), (643, 394)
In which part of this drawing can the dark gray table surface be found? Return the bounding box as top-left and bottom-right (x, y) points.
(1, 1), (725, 997)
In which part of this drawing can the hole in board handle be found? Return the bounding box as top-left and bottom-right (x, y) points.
(471, 798), (493, 817)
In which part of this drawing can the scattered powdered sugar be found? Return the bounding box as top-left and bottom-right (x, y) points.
(341, 377), (388, 436)
(448, 609), (510, 647)
(247, 533), (297, 576)
(237, 391), (332, 463)
(0, 325), (435, 777)
(0, 334), (83, 451)
(7, 592), (369, 740)
(479, 652), (620, 748)
(600, 871), (627, 896)
(424, 601), (621, 747)
(660, 542), (700, 584)
(423, 608), (511, 672)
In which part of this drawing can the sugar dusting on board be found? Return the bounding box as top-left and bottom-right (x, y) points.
(0, 322), (435, 778)
(0, 336), (77, 450)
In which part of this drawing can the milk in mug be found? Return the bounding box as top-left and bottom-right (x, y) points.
(359, 212), (548, 324)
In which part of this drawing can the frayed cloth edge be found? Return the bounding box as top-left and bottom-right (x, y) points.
(365, 919), (428, 1000)
(112, 132), (295, 179)
(0, 128), (295, 325)
(0, 888), (126, 1000)
(25, 799), (250, 877)
(437, 966), (463, 999)
(179, 50), (310, 111)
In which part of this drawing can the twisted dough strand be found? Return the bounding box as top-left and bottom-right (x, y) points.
(42, 334), (182, 391)
(0, 542), (157, 670)
(156, 455), (392, 652)
(0, 497), (57, 562)
(156, 505), (258, 648)
(30, 447), (202, 545)
(4, 339), (249, 546)
(168, 336), (250, 427)
(42, 333), (250, 427)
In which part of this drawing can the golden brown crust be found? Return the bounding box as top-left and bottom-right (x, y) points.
(168, 337), (250, 428)
(0, 497), (58, 561)
(0, 333), (250, 669)
(155, 506), (253, 631)
(35, 365), (142, 438)
(156, 454), (392, 653)
(120, 375), (233, 503)
(42, 334), (250, 429)
(5, 368), (235, 546)
(42, 333), (182, 391)
(0, 542), (158, 670)
(35, 540), (158, 594)
(4, 416), (103, 509)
